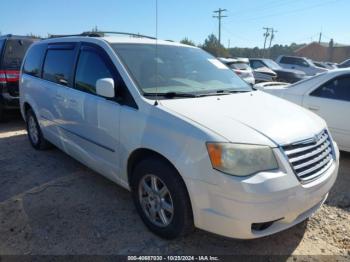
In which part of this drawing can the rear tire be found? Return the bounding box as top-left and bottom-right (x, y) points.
(25, 108), (51, 150)
(131, 156), (194, 239)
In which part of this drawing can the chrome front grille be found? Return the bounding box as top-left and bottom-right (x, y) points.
(282, 130), (334, 183)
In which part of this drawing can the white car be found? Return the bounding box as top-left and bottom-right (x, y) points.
(276, 55), (328, 76)
(218, 57), (255, 85)
(20, 33), (339, 240)
(262, 69), (350, 152)
(254, 81), (290, 91)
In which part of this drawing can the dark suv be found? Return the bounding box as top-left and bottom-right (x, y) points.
(0, 35), (38, 120)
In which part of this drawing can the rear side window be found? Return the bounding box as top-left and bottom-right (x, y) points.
(23, 44), (46, 77)
(2, 39), (36, 70)
(74, 49), (113, 94)
(311, 76), (350, 102)
(228, 62), (250, 70)
(43, 48), (75, 86)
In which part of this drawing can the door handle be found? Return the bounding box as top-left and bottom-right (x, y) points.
(68, 99), (78, 105)
(55, 94), (64, 100)
(308, 106), (319, 111)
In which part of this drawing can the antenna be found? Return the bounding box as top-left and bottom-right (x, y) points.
(154, 0), (159, 106)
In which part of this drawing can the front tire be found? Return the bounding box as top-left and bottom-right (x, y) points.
(25, 108), (51, 150)
(131, 156), (194, 239)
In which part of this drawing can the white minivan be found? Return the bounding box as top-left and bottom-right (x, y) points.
(20, 33), (339, 240)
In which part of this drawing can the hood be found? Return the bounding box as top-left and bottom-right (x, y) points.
(160, 91), (326, 146)
(274, 68), (305, 75)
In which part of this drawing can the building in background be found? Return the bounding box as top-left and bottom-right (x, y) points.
(294, 39), (350, 63)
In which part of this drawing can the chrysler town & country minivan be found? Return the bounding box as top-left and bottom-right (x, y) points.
(19, 33), (339, 239)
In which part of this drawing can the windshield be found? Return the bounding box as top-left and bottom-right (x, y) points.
(263, 59), (282, 70)
(112, 44), (251, 96)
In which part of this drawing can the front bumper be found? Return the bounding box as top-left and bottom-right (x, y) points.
(185, 145), (339, 239)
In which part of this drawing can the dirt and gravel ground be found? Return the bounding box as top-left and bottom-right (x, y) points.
(0, 117), (349, 257)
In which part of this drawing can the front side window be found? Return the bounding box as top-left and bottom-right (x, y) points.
(295, 58), (309, 67)
(74, 50), (113, 94)
(263, 59), (281, 70)
(43, 48), (75, 86)
(280, 56), (293, 64)
(250, 60), (265, 69)
(112, 44), (251, 97)
(311, 76), (350, 102)
(23, 44), (46, 77)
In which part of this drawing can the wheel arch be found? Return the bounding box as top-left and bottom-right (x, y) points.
(127, 148), (180, 185)
(126, 147), (195, 225)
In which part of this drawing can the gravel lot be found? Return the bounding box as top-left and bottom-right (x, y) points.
(0, 117), (349, 257)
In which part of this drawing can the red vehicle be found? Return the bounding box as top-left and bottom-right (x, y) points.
(0, 35), (38, 120)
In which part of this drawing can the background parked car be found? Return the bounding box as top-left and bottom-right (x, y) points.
(276, 55), (328, 76)
(254, 81), (289, 91)
(325, 62), (338, 69)
(337, 59), (350, 68)
(313, 61), (335, 70)
(0, 34), (38, 121)
(260, 69), (350, 152)
(251, 66), (276, 83)
(218, 57), (255, 85)
(250, 58), (306, 83)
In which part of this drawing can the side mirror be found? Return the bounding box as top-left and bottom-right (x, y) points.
(96, 78), (115, 98)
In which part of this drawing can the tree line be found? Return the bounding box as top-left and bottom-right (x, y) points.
(181, 34), (305, 60)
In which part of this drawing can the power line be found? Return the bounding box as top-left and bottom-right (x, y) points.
(213, 8), (227, 45)
(229, 0), (298, 17)
(229, 0), (342, 24)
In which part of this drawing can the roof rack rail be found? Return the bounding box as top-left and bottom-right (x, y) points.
(48, 31), (157, 40)
(87, 31), (157, 39)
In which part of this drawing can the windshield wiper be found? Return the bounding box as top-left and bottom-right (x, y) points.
(144, 92), (198, 98)
(198, 89), (250, 97)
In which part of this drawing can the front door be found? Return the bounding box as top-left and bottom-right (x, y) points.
(58, 44), (122, 181)
(303, 75), (350, 151)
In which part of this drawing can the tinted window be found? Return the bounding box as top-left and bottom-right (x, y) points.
(280, 56), (294, 64)
(74, 49), (113, 94)
(43, 49), (75, 86)
(311, 77), (350, 102)
(281, 57), (309, 67)
(3, 39), (36, 70)
(23, 44), (46, 77)
(228, 62), (250, 70)
(250, 60), (265, 69)
(0, 40), (4, 54)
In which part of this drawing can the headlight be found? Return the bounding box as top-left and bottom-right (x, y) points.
(206, 143), (278, 176)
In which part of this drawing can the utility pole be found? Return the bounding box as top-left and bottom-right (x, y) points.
(268, 28), (277, 49)
(318, 32), (322, 43)
(262, 27), (271, 57)
(213, 8), (227, 45)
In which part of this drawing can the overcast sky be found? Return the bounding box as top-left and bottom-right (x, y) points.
(1, 0), (348, 48)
